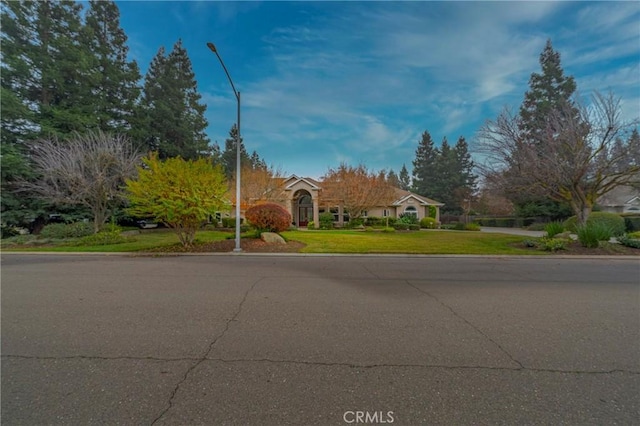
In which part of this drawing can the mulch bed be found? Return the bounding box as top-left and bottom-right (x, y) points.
(513, 240), (640, 256)
(147, 238), (307, 253)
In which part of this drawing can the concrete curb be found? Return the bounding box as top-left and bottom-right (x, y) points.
(2, 251), (638, 260)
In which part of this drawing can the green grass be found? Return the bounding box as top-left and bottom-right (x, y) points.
(2, 228), (541, 255)
(281, 229), (535, 255)
(1, 229), (230, 253)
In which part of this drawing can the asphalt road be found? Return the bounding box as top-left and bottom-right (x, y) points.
(1, 254), (639, 425)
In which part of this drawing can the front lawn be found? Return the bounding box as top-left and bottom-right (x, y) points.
(5, 228), (634, 256)
(0, 228), (230, 253)
(280, 229), (533, 255)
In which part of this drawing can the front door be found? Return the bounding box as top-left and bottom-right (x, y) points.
(298, 207), (311, 227)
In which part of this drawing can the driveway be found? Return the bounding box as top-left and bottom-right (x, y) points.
(480, 226), (546, 237)
(2, 254), (639, 425)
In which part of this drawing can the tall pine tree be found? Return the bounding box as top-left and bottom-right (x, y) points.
(519, 39), (578, 143)
(411, 131), (438, 196)
(512, 39), (577, 218)
(399, 164), (411, 191)
(221, 124), (250, 179)
(82, 0), (141, 136)
(141, 39), (210, 159)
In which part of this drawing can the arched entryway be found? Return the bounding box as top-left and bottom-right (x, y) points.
(294, 190), (313, 227)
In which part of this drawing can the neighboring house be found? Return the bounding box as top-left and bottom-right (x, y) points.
(230, 174), (443, 228)
(597, 185), (640, 214)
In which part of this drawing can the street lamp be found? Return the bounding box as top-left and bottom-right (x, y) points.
(207, 42), (242, 252)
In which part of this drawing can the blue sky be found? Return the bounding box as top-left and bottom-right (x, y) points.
(116, 1), (640, 179)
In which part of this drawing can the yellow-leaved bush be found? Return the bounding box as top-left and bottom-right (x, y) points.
(125, 153), (229, 247)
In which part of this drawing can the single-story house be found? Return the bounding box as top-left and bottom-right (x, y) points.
(598, 186), (640, 214)
(229, 175), (443, 228)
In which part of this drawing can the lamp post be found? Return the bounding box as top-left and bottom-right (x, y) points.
(207, 42), (242, 252)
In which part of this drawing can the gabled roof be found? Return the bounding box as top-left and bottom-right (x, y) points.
(391, 188), (444, 206)
(283, 175), (321, 191)
(598, 185), (640, 207)
(626, 195), (640, 205)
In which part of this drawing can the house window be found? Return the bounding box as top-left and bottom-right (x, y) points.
(404, 206), (417, 217)
(362, 210), (368, 217)
(383, 209), (390, 217)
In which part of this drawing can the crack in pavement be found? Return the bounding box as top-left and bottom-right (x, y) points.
(1, 355), (198, 361)
(405, 280), (526, 370)
(149, 276), (265, 426)
(3, 354), (638, 375)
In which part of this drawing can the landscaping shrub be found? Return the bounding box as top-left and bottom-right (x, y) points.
(392, 223), (409, 231)
(617, 234), (640, 249)
(306, 221), (315, 229)
(420, 217), (438, 229)
(40, 222), (94, 239)
(75, 230), (126, 246)
(464, 223), (481, 231)
(538, 237), (568, 252)
(398, 213), (419, 225)
(221, 217), (235, 228)
(364, 216), (384, 226)
(576, 222), (614, 248)
(622, 214), (640, 232)
(245, 203), (292, 233)
(452, 222), (465, 230)
(544, 221), (564, 238)
(347, 217), (365, 228)
(526, 222), (547, 231)
(564, 212), (625, 236)
(319, 212), (334, 229)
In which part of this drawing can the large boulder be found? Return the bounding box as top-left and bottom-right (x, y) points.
(261, 232), (286, 245)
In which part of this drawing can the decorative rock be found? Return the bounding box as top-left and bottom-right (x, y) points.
(261, 232), (286, 244)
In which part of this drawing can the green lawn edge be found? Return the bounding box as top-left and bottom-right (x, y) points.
(1, 228), (542, 255)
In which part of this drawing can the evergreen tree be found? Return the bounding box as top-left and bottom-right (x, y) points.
(1, 0), (93, 229)
(399, 164), (411, 191)
(386, 169), (400, 188)
(250, 150), (267, 170)
(141, 40), (210, 159)
(511, 39), (579, 218)
(453, 137), (476, 192)
(36, 0), (96, 135)
(82, 0), (142, 135)
(519, 39), (578, 143)
(221, 124), (250, 179)
(411, 131), (438, 196)
(1, 0), (94, 137)
(432, 137), (454, 209)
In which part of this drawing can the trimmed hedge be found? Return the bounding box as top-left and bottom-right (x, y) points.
(39, 222), (94, 239)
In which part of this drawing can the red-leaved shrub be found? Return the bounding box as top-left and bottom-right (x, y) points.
(245, 203), (291, 233)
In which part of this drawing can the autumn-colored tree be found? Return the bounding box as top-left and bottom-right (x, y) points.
(125, 153), (228, 247)
(321, 163), (396, 220)
(228, 164), (287, 209)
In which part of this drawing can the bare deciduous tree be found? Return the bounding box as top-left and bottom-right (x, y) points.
(321, 163), (397, 220)
(478, 92), (639, 224)
(21, 131), (141, 232)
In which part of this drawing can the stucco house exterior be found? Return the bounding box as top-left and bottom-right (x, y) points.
(229, 174), (443, 228)
(598, 186), (640, 214)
